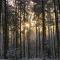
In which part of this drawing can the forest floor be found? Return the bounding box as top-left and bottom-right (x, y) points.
(0, 58), (58, 60)
(19, 58), (58, 60)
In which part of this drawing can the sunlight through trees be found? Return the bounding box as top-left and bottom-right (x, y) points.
(0, 0), (60, 60)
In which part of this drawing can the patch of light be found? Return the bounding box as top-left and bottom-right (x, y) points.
(8, 0), (15, 7)
(30, 1), (36, 6)
(30, 1), (34, 5)
(25, 22), (30, 28)
(31, 21), (36, 27)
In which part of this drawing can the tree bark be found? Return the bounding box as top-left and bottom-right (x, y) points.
(53, 0), (59, 59)
(3, 0), (9, 58)
(41, 0), (46, 59)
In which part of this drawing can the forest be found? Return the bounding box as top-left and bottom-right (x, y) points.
(0, 0), (60, 60)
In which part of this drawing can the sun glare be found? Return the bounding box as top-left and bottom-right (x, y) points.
(25, 23), (30, 28)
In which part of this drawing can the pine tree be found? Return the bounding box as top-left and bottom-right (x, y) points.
(3, 0), (9, 58)
(41, 0), (46, 59)
(53, 0), (59, 59)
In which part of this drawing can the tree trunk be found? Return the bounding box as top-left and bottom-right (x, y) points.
(3, 0), (9, 58)
(42, 0), (46, 59)
(53, 0), (59, 59)
(20, 1), (22, 58)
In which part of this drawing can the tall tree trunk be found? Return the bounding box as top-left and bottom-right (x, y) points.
(15, 0), (19, 59)
(41, 0), (46, 59)
(23, 3), (25, 58)
(20, 1), (22, 58)
(3, 0), (9, 58)
(27, 29), (30, 58)
(0, 0), (3, 58)
(36, 19), (38, 58)
(53, 0), (59, 60)
(39, 26), (40, 57)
